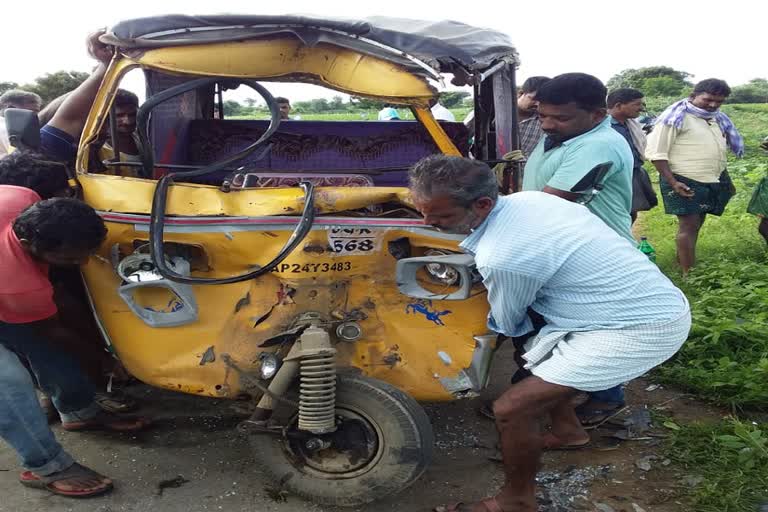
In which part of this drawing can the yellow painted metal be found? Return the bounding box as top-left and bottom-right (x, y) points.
(75, 41), (490, 403)
(79, 173), (413, 216)
(412, 107), (462, 156)
(132, 39), (436, 102)
(82, 220), (489, 400)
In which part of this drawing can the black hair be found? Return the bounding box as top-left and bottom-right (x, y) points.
(520, 76), (551, 94)
(692, 79), (731, 97)
(114, 89), (139, 109)
(0, 151), (69, 199)
(606, 88), (645, 108)
(535, 73), (607, 111)
(275, 97), (290, 105)
(409, 155), (498, 206)
(13, 198), (107, 253)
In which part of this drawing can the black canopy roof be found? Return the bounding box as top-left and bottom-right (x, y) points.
(104, 14), (518, 76)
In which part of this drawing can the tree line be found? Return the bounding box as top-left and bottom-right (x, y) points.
(2, 67), (767, 113)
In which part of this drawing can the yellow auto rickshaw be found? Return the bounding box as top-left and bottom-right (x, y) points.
(31, 15), (523, 505)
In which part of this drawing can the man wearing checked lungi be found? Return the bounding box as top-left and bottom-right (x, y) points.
(408, 155), (691, 512)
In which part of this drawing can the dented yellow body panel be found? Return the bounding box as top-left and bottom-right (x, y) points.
(77, 41), (486, 403)
(82, 212), (489, 401)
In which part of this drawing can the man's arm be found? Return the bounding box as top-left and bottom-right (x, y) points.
(46, 30), (113, 139)
(37, 92), (70, 127)
(541, 142), (623, 203)
(482, 267), (545, 337)
(645, 123), (694, 198)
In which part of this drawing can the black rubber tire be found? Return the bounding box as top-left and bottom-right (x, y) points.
(249, 374), (434, 507)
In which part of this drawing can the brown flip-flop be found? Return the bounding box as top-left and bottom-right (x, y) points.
(20, 463), (113, 498)
(62, 410), (150, 432)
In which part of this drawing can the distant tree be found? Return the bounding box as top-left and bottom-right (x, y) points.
(607, 66), (693, 96)
(309, 98), (330, 112)
(641, 76), (687, 97)
(223, 100), (243, 116)
(23, 71), (89, 103)
(728, 78), (768, 104)
(350, 96), (385, 110)
(439, 90), (470, 108)
(0, 81), (19, 96)
(243, 97), (257, 108)
(330, 95), (345, 111)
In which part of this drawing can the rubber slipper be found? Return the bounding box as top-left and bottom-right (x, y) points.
(62, 410), (150, 432)
(94, 391), (138, 414)
(20, 463), (113, 498)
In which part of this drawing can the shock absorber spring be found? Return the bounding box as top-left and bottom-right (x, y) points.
(297, 326), (337, 434)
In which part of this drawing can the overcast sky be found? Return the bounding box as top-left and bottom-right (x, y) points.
(2, 0), (762, 102)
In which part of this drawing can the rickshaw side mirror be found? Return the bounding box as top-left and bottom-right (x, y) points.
(396, 253), (477, 300)
(5, 108), (41, 151)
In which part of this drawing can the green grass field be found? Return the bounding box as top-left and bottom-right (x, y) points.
(231, 107), (473, 122)
(637, 104), (768, 511)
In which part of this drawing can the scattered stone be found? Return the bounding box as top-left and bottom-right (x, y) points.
(681, 475), (704, 487)
(635, 455), (657, 471)
(645, 384), (662, 392)
(632, 504), (648, 512)
(593, 503), (616, 512)
(536, 465), (612, 511)
(156, 475), (190, 496)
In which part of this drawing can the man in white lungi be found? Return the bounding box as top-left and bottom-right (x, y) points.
(408, 155), (691, 512)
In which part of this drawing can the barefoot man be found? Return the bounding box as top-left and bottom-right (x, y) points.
(408, 155), (691, 512)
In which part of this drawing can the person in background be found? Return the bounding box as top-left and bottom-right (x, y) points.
(645, 79), (744, 275)
(0, 90), (43, 155)
(378, 106), (401, 121)
(607, 88), (658, 223)
(522, 73), (634, 241)
(94, 89), (142, 177)
(275, 97), (292, 120)
(431, 101), (456, 122)
(517, 76), (550, 159)
(747, 136), (768, 244)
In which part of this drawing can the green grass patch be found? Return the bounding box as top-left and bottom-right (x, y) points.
(639, 104), (768, 409)
(665, 418), (768, 511)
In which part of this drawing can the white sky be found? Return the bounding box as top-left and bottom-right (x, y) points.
(2, 0), (763, 103)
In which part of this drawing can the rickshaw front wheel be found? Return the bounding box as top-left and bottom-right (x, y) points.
(249, 373), (433, 507)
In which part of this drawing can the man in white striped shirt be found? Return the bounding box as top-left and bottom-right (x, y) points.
(409, 155), (690, 512)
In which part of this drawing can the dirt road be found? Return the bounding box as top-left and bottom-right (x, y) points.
(0, 344), (721, 512)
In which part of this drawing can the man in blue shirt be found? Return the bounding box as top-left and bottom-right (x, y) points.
(410, 156), (689, 512)
(523, 73), (634, 242)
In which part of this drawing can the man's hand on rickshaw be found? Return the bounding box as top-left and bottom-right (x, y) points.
(87, 29), (114, 66)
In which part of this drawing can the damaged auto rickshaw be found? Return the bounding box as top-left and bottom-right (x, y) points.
(19, 15), (523, 506)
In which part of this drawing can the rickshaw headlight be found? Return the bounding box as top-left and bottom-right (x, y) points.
(424, 249), (460, 285)
(259, 353), (281, 380)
